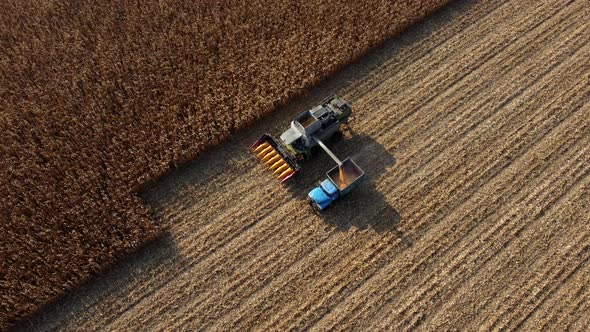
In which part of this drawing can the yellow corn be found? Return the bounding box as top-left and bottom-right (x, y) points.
(261, 150), (278, 162)
(269, 160), (286, 171)
(257, 145), (273, 158)
(273, 163), (289, 175)
(278, 168), (294, 180)
(265, 154), (281, 166)
(253, 142), (269, 153)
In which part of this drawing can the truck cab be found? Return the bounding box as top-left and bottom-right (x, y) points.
(308, 179), (340, 211)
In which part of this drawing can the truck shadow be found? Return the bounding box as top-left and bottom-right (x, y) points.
(284, 132), (412, 247)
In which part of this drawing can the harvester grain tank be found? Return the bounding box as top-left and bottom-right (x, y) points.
(251, 95), (365, 210)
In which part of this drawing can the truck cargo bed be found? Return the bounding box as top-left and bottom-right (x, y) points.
(327, 158), (365, 196)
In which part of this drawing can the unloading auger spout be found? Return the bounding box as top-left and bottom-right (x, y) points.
(313, 136), (342, 166)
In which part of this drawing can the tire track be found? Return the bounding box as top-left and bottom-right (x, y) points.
(341, 0), (506, 101)
(365, 0), (569, 139)
(345, 0), (523, 107)
(258, 42), (590, 330)
(312, 82), (590, 331)
(215, 23), (590, 332)
(378, 129), (590, 330)
(521, 259), (590, 330)
(304, 100), (590, 332)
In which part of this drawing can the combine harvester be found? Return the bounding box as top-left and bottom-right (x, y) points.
(251, 95), (365, 211)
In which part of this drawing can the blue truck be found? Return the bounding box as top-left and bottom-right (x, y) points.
(307, 157), (365, 211)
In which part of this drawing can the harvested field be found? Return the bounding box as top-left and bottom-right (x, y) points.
(0, 0), (449, 329)
(17, 0), (590, 330)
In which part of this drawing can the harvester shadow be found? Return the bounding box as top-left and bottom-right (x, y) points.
(284, 133), (412, 247)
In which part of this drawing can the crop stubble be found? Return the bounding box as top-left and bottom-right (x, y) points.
(19, 0), (590, 331)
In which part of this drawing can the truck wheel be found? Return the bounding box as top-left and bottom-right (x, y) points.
(306, 196), (322, 211)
